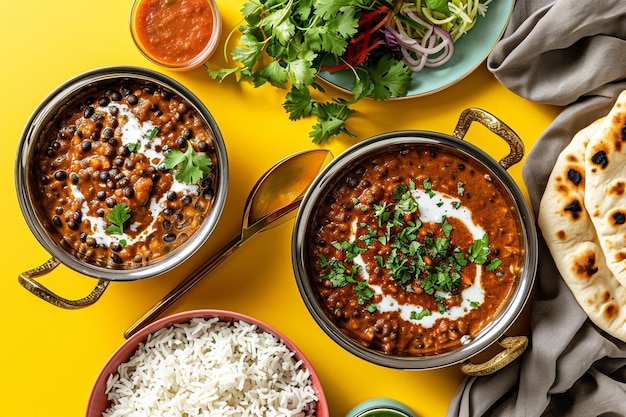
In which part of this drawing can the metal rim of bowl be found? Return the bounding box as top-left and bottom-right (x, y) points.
(291, 131), (538, 370)
(14, 66), (229, 281)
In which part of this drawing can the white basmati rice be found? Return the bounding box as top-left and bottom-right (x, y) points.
(103, 317), (318, 417)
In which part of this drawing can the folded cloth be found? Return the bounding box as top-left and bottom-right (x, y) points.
(447, 1), (626, 416)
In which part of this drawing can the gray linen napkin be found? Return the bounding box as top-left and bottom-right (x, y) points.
(447, 1), (626, 416)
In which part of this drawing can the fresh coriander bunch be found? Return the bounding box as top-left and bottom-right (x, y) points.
(209, 0), (414, 144)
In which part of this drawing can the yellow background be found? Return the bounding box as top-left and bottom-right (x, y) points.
(0, 1), (561, 416)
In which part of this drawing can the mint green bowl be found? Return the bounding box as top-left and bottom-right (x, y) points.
(346, 398), (418, 417)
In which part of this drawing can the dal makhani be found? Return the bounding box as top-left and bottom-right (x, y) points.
(305, 145), (524, 356)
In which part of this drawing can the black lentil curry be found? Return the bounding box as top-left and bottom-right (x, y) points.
(32, 79), (219, 269)
(305, 145), (523, 356)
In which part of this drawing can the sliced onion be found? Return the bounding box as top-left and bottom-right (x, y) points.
(383, 8), (455, 72)
(424, 25), (454, 67)
(401, 47), (427, 72)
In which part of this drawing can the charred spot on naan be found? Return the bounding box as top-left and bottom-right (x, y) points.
(567, 168), (583, 186)
(563, 199), (583, 220)
(590, 150), (609, 170)
(556, 230), (567, 241)
(572, 250), (599, 280)
(610, 211), (626, 225)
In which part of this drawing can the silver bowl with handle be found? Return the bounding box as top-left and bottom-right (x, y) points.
(15, 66), (228, 308)
(292, 108), (537, 374)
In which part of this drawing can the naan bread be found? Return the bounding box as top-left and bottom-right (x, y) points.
(538, 118), (626, 342)
(584, 91), (626, 285)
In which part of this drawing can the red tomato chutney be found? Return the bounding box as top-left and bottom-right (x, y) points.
(133, 0), (217, 65)
(305, 146), (524, 356)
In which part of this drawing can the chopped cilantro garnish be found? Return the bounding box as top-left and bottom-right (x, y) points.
(332, 240), (367, 262)
(442, 216), (452, 237)
(395, 186), (418, 215)
(317, 178), (502, 316)
(435, 294), (447, 314)
(319, 255), (357, 287)
(374, 202), (392, 227)
(393, 184), (408, 200)
(468, 233), (491, 264)
(147, 126), (159, 140)
(411, 309), (431, 320)
(355, 281), (375, 305)
(127, 142), (141, 153)
(319, 255), (373, 305)
(486, 258), (503, 272)
(366, 304), (378, 313)
(423, 178), (436, 198)
(457, 181), (465, 196)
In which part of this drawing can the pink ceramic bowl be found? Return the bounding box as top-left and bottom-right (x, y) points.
(86, 309), (329, 417)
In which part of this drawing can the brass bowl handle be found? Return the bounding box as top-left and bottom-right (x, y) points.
(18, 257), (109, 309)
(452, 108), (524, 170)
(460, 335), (528, 376)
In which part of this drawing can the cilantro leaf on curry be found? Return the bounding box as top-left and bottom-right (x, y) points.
(164, 141), (212, 184)
(106, 203), (131, 235)
(127, 142), (141, 153)
(468, 233), (491, 264)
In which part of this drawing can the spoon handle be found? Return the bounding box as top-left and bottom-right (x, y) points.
(124, 234), (243, 339)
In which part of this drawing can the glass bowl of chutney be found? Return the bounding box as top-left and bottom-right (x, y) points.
(130, 0), (222, 71)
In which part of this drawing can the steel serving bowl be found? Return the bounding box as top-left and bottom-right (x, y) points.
(85, 309), (329, 417)
(292, 108), (537, 374)
(15, 66), (228, 308)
